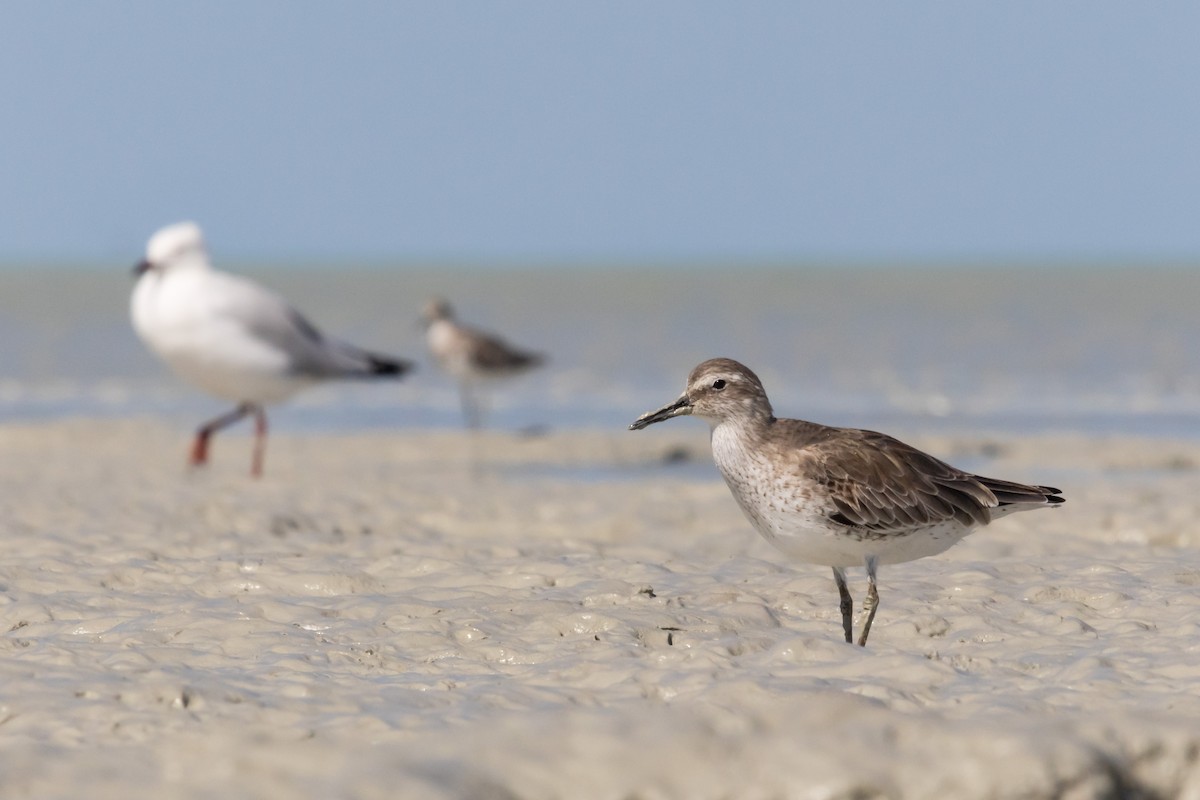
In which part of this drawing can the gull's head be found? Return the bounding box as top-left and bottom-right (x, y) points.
(134, 221), (209, 277)
(629, 358), (773, 431)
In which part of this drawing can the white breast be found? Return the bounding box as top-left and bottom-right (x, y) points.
(131, 269), (316, 405)
(710, 422), (841, 559)
(426, 319), (473, 380)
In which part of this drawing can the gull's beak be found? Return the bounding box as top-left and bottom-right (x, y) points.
(132, 259), (153, 277)
(629, 394), (692, 430)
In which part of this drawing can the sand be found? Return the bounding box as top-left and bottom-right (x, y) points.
(2, 419), (1200, 798)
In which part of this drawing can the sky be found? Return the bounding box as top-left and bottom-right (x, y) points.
(1, 2), (1198, 265)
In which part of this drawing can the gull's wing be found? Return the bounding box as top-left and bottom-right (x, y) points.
(207, 271), (407, 377)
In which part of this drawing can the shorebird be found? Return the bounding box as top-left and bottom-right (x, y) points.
(630, 358), (1063, 646)
(131, 221), (412, 476)
(422, 298), (544, 428)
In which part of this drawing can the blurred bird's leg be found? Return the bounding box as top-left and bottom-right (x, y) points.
(460, 382), (483, 430)
(250, 405), (268, 478)
(190, 402), (254, 469)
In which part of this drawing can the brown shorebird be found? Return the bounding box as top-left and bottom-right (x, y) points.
(131, 222), (412, 476)
(423, 298), (544, 429)
(631, 358), (1063, 646)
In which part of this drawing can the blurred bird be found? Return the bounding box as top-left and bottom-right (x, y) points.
(422, 298), (544, 428)
(131, 221), (412, 476)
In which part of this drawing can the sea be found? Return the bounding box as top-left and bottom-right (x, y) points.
(2, 264), (1198, 440)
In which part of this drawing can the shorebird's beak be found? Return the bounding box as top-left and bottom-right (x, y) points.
(132, 259), (153, 277)
(629, 394), (692, 430)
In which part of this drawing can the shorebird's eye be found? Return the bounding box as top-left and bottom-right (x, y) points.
(712, 379), (726, 391)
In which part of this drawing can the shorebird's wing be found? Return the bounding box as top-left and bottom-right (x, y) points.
(799, 428), (1001, 531)
(466, 329), (543, 371)
(797, 427), (1062, 531)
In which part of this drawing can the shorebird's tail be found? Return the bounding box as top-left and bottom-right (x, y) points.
(977, 477), (1064, 509)
(510, 351), (546, 370)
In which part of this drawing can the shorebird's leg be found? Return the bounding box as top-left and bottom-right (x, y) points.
(832, 566), (853, 644)
(459, 382), (482, 430)
(857, 555), (880, 647)
(249, 405), (268, 478)
(191, 403), (254, 468)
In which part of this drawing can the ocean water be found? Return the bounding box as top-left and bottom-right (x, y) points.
(2, 264), (1198, 439)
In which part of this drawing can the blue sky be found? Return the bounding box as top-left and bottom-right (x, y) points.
(2, 2), (1198, 264)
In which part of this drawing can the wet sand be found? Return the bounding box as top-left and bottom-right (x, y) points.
(1, 419), (1199, 797)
